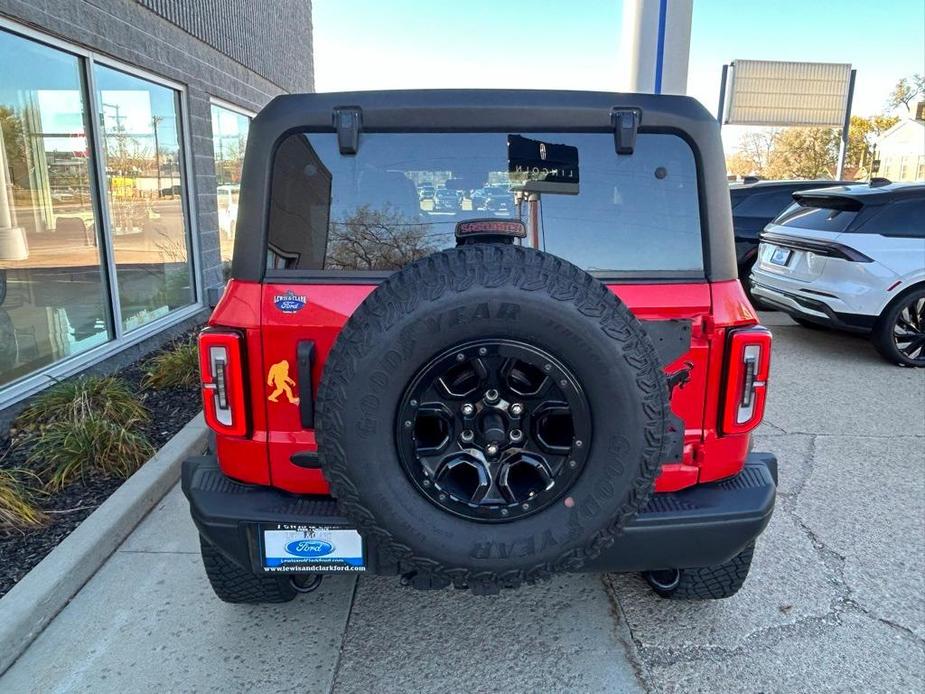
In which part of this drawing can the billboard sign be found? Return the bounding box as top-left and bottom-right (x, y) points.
(724, 60), (853, 127)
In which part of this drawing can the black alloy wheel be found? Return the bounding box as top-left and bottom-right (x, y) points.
(892, 295), (925, 362)
(873, 288), (925, 367)
(396, 339), (591, 522)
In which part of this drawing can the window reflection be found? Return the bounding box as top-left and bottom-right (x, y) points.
(0, 30), (110, 388)
(95, 65), (193, 332)
(210, 104), (250, 265)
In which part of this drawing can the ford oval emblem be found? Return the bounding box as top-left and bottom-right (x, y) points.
(286, 539), (334, 558)
(274, 290), (307, 313)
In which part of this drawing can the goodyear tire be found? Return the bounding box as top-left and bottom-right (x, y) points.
(644, 542), (755, 600)
(200, 536), (297, 604)
(316, 244), (676, 593)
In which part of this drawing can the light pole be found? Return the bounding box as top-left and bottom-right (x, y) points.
(152, 115), (163, 197)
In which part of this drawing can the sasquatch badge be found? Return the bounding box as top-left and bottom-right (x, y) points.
(267, 360), (300, 404)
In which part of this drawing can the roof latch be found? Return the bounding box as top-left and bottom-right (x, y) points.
(333, 106), (362, 155)
(612, 108), (640, 155)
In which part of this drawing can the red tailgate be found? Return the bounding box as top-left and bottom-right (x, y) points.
(258, 281), (716, 494)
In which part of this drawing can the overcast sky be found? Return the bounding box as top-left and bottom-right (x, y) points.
(312, 0), (925, 150)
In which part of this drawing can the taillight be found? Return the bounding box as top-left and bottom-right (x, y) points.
(199, 330), (249, 437)
(721, 327), (772, 435)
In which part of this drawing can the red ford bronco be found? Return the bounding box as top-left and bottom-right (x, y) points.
(183, 90), (777, 602)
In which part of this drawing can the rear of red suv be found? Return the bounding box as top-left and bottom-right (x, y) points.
(183, 91), (776, 603)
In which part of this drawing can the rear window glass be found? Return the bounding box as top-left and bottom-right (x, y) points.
(772, 202), (858, 233)
(266, 132), (703, 274)
(856, 198), (925, 238)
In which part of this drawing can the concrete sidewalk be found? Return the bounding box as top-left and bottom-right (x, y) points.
(0, 486), (643, 693)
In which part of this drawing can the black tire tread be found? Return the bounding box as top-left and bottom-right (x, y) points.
(652, 542), (755, 600)
(200, 536), (296, 604)
(871, 288), (925, 367)
(317, 244), (673, 594)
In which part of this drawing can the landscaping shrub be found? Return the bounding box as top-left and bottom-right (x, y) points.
(142, 337), (199, 390)
(14, 375), (155, 490)
(15, 375), (147, 435)
(0, 468), (46, 533)
(26, 412), (155, 491)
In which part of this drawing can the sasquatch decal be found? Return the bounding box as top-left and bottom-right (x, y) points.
(267, 359), (300, 404)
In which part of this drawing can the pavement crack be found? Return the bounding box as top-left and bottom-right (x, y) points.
(758, 420), (790, 435)
(776, 435), (817, 512)
(600, 574), (653, 693)
(633, 613), (846, 667)
(327, 576), (361, 694)
(873, 616), (924, 644)
(839, 598), (925, 646)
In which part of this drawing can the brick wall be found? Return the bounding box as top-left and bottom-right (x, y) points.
(136, 0), (314, 93)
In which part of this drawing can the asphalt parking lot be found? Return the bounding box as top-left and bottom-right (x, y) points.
(1, 312), (923, 693)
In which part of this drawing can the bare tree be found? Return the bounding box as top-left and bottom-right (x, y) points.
(326, 204), (443, 271)
(886, 75), (924, 114)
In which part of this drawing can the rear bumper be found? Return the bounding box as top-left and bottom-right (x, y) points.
(751, 281), (875, 333)
(182, 453), (777, 575)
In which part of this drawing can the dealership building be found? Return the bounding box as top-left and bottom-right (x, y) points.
(0, 1), (314, 408)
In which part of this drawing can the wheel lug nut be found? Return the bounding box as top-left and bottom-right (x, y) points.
(486, 443), (499, 456)
(461, 403), (474, 416)
(575, 440), (583, 447)
(484, 389), (499, 404)
(500, 508), (509, 516)
(456, 352), (465, 361)
(461, 430), (474, 443)
(522, 503), (530, 511)
(510, 403), (524, 416)
(478, 347), (488, 356)
(510, 429), (523, 442)
(404, 420), (413, 429)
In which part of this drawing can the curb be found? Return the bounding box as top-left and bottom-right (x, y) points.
(0, 413), (208, 675)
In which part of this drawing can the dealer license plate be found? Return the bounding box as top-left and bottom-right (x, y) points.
(260, 524), (365, 573)
(769, 246), (792, 266)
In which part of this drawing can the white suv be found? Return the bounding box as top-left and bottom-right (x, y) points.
(750, 181), (925, 366)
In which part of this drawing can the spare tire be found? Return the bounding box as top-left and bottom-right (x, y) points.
(317, 244), (675, 593)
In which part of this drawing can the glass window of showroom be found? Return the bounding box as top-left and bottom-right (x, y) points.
(0, 27), (196, 393)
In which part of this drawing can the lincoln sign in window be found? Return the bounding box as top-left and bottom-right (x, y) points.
(266, 132), (703, 275)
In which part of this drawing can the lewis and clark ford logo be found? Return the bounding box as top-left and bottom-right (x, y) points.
(274, 289), (307, 313)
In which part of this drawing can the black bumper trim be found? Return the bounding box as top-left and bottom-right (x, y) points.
(182, 453), (777, 575)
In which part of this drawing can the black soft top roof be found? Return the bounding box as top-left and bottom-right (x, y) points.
(231, 90), (738, 282)
(253, 89), (716, 129)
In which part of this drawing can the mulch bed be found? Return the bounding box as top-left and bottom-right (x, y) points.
(0, 331), (202, 598)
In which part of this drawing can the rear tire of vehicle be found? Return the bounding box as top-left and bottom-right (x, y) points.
(200, 536), (297, 604)
(317, 244), (677, 594)
(871, 288), (925, 367)
(643, 542), (755, 600)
